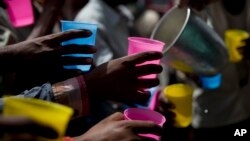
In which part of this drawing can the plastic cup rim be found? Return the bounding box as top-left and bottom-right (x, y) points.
(124, 108), (166, 126)
(128, 37), (165, 46)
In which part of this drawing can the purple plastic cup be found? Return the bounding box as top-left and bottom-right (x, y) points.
(4, 0), (34, 27)
(124, 108), (166, 140)
(128, 37), (165, 79)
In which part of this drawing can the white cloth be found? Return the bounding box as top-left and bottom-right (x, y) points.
(75, 0), (131, 65)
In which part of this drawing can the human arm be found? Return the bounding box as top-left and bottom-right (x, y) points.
(52, 51), (164, 116)
(84, 51), (163, 105)
(0, 30), (96, 93)
(27, 0), (65, 39)
(0, 51), (162, 117)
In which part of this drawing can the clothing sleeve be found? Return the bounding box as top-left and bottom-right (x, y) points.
(0, 76), (90, 117)
(18, 83), (54, 100)
(0, 83), (54, 113)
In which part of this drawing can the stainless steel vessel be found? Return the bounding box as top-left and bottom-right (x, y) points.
(151, 6), (228, 75)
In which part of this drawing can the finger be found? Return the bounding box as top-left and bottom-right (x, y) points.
(58, 44), (97, 54)
(107, 112), (125, 121)
(52, 29), (92, 43)
(61, 56), (93, 65)
(135, 64), (163, 77)
(237, 47), (244, 55)
(158, 100), (176, 109)
(124, 52), (162, 66)
(157, 100), (176, 124)
(127, 121), (163, 135)
(136, 79), (160, 88)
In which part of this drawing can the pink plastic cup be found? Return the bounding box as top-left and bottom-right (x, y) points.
(128, 37), (165, 79)
(4, 0), (34, 27)
(124, 108), (166, 140)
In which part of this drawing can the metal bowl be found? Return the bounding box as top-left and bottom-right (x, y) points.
(151, 6), (228, 75)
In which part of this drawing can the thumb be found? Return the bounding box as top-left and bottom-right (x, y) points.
(103, 112), (125, 122)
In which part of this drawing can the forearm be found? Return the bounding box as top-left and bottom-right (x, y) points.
(52, 76), (90, 118)
(27, 7), (60, 39)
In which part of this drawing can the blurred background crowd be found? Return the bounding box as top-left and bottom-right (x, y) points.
(1, 0), (250, 141)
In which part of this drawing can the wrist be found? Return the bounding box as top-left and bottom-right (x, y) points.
(52, 75), (90, 117)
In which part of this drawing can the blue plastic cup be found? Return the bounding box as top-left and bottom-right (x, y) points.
(199, 74), (222, 89)
(61, 20), (97, 72)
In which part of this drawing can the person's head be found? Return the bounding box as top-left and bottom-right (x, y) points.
(222, 0), (246, 15)
(179, 0), (222, 11)
(180, 0), (245, 12)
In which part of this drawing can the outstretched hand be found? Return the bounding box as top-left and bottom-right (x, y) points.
(84, 51), (163, 105)
(74, 112), (163, 141)
(0, 30), (96, 93)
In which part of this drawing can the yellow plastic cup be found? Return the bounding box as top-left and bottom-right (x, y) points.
(3, 97), (74, 141)
(225, 29), (249, 62)
(163, 83), (194, 128)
